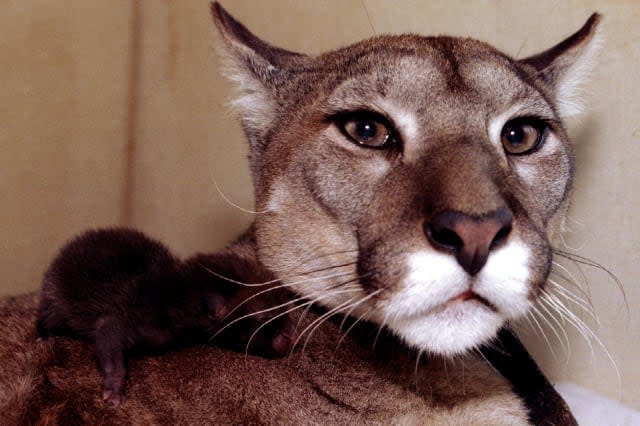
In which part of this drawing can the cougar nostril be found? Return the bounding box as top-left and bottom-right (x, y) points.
(426, 224), (463, 251)
(490, 224), (512, 249)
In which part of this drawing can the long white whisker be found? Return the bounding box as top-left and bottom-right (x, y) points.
(551, 261), (583, 291)
(211, 173), (270, 214)
(522, 312), (542, 340)
(547, 280), (599, 325)
(529, 305), (559, 361)
(243, 288), (362, 356)
(549, 269), (593, 301)
(535, 296), (571, 358)
(371, 310), (392, 351)
(542, 293), (595, 360)
(547, 277), (593, 312)
(543, 294), (622, 399)
(474, 348), (501, 377)
(414, 349), (424, 391)
(298, 296), (363, 354)
(215, 269), (360, 324)
(338, 288), (382, 332)
(336, 289), (384, 348)
(211, 292), (308, 340)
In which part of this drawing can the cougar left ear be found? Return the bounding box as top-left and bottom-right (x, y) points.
(210, 2), (307, 145)
(520, 13), (602, 117)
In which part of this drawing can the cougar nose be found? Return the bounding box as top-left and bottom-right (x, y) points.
(425, 208), (513, 275)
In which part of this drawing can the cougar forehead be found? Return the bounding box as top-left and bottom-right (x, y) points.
(212, 7), (601, 355)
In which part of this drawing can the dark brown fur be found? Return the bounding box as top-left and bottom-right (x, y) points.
(37, 228), (296, 405)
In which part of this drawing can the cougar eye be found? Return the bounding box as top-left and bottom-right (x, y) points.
(500, 118), (546, 155)
(339, 114), (392, 148)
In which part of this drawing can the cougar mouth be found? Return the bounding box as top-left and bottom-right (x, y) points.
(374, 239), (535, 355)
(385, 301), (505, 356)
(447, 290), (496, 310)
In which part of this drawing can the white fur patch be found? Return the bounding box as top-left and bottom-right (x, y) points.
(475, 241), (532, 318)
(265, 181), (289, 213)
(217, 47), (276, 132)
(389, 303), (504, 355)
(377, 99), (419, 142)
(385, 251), (467, 319)
(382, 242), (533, 355)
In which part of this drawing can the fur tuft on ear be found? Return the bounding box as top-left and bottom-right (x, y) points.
(520, 13), (603, 118)
(210, 2), (306, 144)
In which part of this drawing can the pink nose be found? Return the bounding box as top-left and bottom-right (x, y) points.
(425, 208), (513, 275)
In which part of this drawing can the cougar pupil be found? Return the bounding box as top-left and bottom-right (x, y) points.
(357, 121), (377, 140)
(504, 125), (524, 145)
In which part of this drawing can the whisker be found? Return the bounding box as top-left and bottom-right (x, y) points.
(528, 305), (558, 361)
(551, 261), (583, 293)
(543, 293), (622, 401)
(210, 292), (308, 341)
(241, 288), (363, 357)
(335, 289), (384, 348)
(371, 310), (392, 351)
(210, 173), (270, 214)
(290, 274), (375, 336)
(534, 297), (571, 358)
(271, 247), (358, 275)
(553, 249), (627, 309)
(414, 349), (424, 391)
(549, 267), (593, 304)
(213, 269), (360, 324)
(214, 271), (368, 340)
(337, 287), (382, 332)
(474, 347), (501, 377)
(522, 313), (543, 341)
(199, 256), (356, 288)
(297, 296), (362, 354)
(541, 293), (596, 361)
(547, 275), (594, 312)
(546, 279), (598, 325)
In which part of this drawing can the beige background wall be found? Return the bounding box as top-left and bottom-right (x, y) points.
(2, 0), (638, 410)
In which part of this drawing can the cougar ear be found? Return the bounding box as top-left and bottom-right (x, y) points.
(520, 13), (602, 117)
(210, 2), (306, 143)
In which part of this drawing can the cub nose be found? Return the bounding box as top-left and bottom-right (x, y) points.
(425, 208), (513, 275)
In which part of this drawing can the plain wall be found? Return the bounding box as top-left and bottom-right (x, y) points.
(1, 0), (638, 410)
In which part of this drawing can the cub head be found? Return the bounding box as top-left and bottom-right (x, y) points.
(211, 3), (601, 355)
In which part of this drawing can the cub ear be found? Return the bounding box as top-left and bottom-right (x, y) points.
(210, 2), (306, 142)
(520, 13), (602, 117)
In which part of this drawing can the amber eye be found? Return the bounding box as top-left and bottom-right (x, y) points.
(501, 119), (545, 155)
(341, 117), (392, 148)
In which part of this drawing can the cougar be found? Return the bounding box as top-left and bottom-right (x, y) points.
(210, 2), (601, 423)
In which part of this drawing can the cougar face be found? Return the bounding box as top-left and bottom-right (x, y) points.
(211, 3), (601, 355)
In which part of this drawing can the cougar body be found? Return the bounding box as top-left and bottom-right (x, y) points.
(209, 3), (600, 423)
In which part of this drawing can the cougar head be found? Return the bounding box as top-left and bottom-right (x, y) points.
(211, 3), (601, 355)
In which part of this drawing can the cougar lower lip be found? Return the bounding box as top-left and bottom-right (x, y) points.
(448, 291), (495, 310)
(451, 290), (476, 302)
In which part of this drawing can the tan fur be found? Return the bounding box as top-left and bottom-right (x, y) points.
(211, 3), (601, 356)
(0, 293), (528, 425)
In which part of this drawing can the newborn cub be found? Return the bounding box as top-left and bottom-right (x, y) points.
(37, 228), (296, 406)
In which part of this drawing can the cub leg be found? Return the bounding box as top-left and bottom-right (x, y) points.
(94, 315), (129, 407)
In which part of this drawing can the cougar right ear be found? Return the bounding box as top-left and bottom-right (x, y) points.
(519, 13), (603, 118)
(210, 2), (306, 142)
